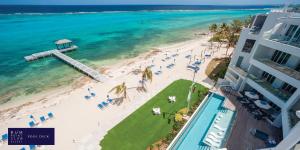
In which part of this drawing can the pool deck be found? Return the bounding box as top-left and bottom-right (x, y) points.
(221, 90), (282, 150)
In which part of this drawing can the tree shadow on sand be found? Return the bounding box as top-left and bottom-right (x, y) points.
(112, 97), (125, 106)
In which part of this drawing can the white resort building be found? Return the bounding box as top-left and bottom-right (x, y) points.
(223, 10), (300, 149)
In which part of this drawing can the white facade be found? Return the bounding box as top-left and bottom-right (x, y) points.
(224, 10), (300, 149)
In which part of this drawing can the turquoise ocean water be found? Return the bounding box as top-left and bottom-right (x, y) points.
(0, 9), (268, 104)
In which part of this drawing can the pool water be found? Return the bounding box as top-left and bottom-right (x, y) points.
(170, 93), (234, 150)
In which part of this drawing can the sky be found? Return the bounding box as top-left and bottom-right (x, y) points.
(0, 0), (299, 5)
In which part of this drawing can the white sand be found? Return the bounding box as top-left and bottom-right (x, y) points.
(0, 34), (233, 150)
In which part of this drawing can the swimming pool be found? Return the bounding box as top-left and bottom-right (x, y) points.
(168, 92), (235, 150)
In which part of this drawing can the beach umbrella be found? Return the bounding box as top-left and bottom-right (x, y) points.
(245, 91), (259, 99)
(254, 100), (271, 110)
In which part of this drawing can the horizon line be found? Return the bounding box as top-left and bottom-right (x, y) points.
(0, 4), (287, 6)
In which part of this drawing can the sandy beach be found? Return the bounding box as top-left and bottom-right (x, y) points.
(0, 33), (233, 150)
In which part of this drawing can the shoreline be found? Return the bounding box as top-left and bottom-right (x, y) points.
(0, 29), (207, 111)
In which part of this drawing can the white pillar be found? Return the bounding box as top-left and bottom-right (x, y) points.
(284, 89), (300, 110)
(272, 122), (300, 150)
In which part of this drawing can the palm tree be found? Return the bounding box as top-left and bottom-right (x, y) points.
(219, 23), (228, 34)
(139, 67), (153, 91)
(209, 34), (222, 51)
(230, 19), (243, 34)
(109, 82), (128, 98)
(225, 33), (239, 56)
(209, 23), (218, 33)
(243, 15), (254, 27)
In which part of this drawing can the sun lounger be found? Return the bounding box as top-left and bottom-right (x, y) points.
(2, 134), (8, 141)
(20, 147), (26, 150)
(207, 135), (222, 142)
(29, 145), (36, 150)
(40, 116), (46, 122)
(185, 55), (191, 58)
(29, 115), (34, 119)
(166, 57), (171, 60)
(84, 95), (91, 100)
(210, 132), (224, 138)
(205, 138), (220, 147)
(214, 124), (226, 132)
(48, 112), (54, 118)
(187, 65), (199, 72)
(250, 128), (269, 141)
(193, 61), (201, 66)
(108, 99), (113, 103)
(155, 70), (162, 75)
(102, 102), (108, 106)
(91, 92), (96, 97)
(148, 64), (155, 68)
(98, 104), (104, 109)
(29, 121), (36, 127)
(167, 64), (175, 69)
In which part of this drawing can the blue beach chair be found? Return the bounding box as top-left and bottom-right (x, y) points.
(29, 115), (34, 119)
(84, 95), (91, 100)
(108, 99), (113, 103)
(91, 92), (96, 97)
(29, 145), (36, 150)
(2, 133), (8, 141)
(29, 121), (35, 127)
(185, 55), (191, 58)
(20, 147), (26, 150)
(98, 104), (104, 109)
(40, 116), (46, 122)
(102, 102), (108, 107)
(48, 112), (54, 118)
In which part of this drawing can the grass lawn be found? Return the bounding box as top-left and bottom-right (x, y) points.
(100, 79), (209, 150)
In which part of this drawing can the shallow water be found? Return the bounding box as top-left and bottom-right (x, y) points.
(0, 9), (268, 104)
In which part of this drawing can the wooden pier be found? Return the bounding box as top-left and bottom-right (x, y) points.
(52, 50), (103, 82)
(24, 39), (104, 82)
(24, 46), (77, 61)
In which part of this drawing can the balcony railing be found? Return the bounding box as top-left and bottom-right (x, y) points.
(247, 74), (292, 101)
(269, 35), (300, 48)
(257, 59), (300, 80)
(263, 29), (300, 49)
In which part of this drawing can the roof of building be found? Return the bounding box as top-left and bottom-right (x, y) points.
(55, 39), (72, 45)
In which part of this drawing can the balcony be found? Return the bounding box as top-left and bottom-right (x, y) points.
(268, 34), (300, 49)
(229, 66), (247, 78)
(249, 14), (267, 34)
(263, 18), (300, 50)
(257, 59), (300, 81)
(247, 74), (292, 102)
(289, 99), (300, 128)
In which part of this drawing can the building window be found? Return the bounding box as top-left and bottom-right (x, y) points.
(296, 63), (300, 72)
(262, 71), (275, 84)
(242, 39), (256, 53)
(284, 25), (298, 41)
(236, 56), (244, 68)
(281, 83), (297, 95)
(271, 50), (291, 65)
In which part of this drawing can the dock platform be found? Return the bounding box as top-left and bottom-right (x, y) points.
(24, 46), (78, 61)
(24, 41), (104, 82)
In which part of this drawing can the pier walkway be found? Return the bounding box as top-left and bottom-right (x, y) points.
(52, 50), (103, 82)
(24, 39), (104, 82)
